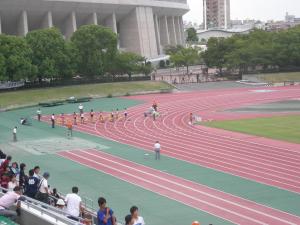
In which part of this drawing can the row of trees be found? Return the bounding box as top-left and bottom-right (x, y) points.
(0, 25), (152, 82)
(202, 26), (300, 75)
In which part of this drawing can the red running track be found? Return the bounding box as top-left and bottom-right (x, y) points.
(58, 149), (300, 225)
(42, 86), (300, 193)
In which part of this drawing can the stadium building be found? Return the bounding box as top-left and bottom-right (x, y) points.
(0, 0), (189, 59)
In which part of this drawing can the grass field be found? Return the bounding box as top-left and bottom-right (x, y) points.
(0, 81), (172, 109)
(205, 114), (300, 144)
(256, 71), (300, 83)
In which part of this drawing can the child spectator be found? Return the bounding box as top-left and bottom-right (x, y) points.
(9, 162), (19, 177)
(130, 206), (145, 225)
(125, 215), (134, 225)
(97, 197), (116, 225)
(56, 199), (66, 210)
(8, 174), (18, 191)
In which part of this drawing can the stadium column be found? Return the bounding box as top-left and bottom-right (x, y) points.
(154, 14), (162, 55)
(41, 11), (53, 28)
(167, 16), (177, 45)
(85, 12), (98, 25)
(174, 16), (182, 45)
(119, 7), (158, 58)
(17, 10), (28, 36)
(179, 16), (185, 45)
(104, 12), (117, 33)
(159, 16), (170, 48)
(0, 14), (2, 34)
(64, 11), (77, 39)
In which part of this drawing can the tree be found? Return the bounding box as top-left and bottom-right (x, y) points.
(110, 52), (145, 80)
(71, 25), (118, 78)
(0, 34), (36, 81)
(26, 28), (74, 82)
(186, 27), (199, 43)
(164, 45), (184, 55)
(170, 47), (200, 73)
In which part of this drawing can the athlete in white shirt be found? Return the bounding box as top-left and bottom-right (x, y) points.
(154, 141), (161, 160)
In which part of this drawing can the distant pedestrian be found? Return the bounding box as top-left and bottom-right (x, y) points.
(37, 108), (42, 121)
(13, 127), (17, 142)
(124, 108), (128, 120)
(51, 114), (55, 128)
(66, 120), (73, 138)
(79, 104), (84, 115)
(90, 109), (94, 122)
(154, 141), (160, 160)
(80, 113), (84, 124)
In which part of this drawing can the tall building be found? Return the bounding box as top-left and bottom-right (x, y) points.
(0, 0), (189, 59)
(203, 0), (230, 30)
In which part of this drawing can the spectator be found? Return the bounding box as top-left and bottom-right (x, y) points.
(130, 206), (145, 225)
(9, 162), (19, 177)
(65, 186), (83, 221)
(56, 199), (66, 210)
(12, 127), (17, 142)
(1, 170), (10, 191)
(0, 156), (12, 174)
(97, 197), (116, 225)
(24, 169), (39, 199)
(19, 163), (27, 190)
(49, 188), (60, 205)
(36, 172), (50, 204)
(33, 166), (40, 179)
(125, 215), (134, 225)
(0, 151), (6, 166)
(8, 175), (18, 191)
(0, 186), (22, 221)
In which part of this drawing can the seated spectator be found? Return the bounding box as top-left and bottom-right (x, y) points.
(49, 188), (60, 206)
(19, 163), (27, 191)
(8, 174), (18, 191)
(125, 214), (134, 225)
(1, 169), (11, 192)
(56, 199), (66, 210)
(35, 172), (50, 204)
(97, 197), (116, 225)
(65, 186), (83, 221)
(24, 169), (39, 199)
(0, 156), (12, 175)
(0, 153), (6, 166)
(9, 162), (19, 177)
(0, 186), (22, 221)
(130, 206), (145, 225)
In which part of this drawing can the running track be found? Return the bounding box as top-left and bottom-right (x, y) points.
(48, 86), (300, 194)
(58, 149), (300, 225)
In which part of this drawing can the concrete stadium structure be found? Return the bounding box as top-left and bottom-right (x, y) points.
(0, 0), (189, 59)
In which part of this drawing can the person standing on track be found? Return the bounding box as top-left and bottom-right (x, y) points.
(12, 127), (17, 142)
(80, 113), (84, 124)
(51, 114), (55, 128)
(154, 141), (160, 160)
(78, 104), (84, 115)
(73, 112), (77, 125)
(37, 108), (42, 122)
(90, 109), (94, 123)
(66, 120), (73, 138)
(124, 108), (128, 120)
(189, 113), (193, 125)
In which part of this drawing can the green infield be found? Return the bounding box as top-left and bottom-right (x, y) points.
(0, 81), (172, 110)
(205, 114), (300, 144)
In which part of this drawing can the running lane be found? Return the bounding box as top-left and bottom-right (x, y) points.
(58, 149), (300, 225)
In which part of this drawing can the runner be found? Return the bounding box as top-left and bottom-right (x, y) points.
(152, 101), (158, 112)
(60, 113), (65, 125)
(80, 113), (84, 124)
(99, 112), (104, 123)
(66, 120), (73, 138)
(73, 112), (77, 125)
(189, 113), (193, 125)
(90, 109), (94, 123)
(115, 109), (119, 120)
(154, 141), (161, 160)
(110, 112), (114, 122)
(37, 108), (42, 122)
(124, 108), (128, 120)
(51, 114), (55, 128)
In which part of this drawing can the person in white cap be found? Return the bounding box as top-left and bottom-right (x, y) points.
(56, 199), (66, 210)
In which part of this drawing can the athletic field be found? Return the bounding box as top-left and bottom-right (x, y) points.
(1, 85), (300, 225)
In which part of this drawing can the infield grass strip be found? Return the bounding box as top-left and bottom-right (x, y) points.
(205, 115), (300, 144)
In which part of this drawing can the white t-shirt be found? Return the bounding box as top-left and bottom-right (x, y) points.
(154, 143), (160, 151)
(51, 115), (55, 120)
(0, 191), (20, 209)
(8, 181), (17, 192)
(79, 105), (83, 110)
(133, 216), (145, 225)
(39, 179), (48, 194)
(65, 193), (82, 217)
(13, 128), (17, 134)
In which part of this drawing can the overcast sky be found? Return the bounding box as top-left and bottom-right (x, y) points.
(184, 0), (300, 24)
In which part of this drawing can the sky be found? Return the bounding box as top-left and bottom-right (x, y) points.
(184, 0), (300, 24)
